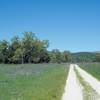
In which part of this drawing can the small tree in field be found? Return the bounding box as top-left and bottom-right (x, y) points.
(95, 53), (100, 62)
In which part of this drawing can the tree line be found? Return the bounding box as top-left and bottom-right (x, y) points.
(0, 32), (100, 64)
(0, 32), (70, 64)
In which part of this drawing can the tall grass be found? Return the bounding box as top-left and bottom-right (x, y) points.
(79, 63), (100, 80)
(0, 64), (69, 100)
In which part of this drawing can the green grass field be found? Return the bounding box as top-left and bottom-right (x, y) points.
(0, 64), (69, 100)
(79, 63), (100, 80)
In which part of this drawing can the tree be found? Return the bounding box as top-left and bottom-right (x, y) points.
(95, 53), (100, 62)
(62, 51), (71, 62)
(12, 48), (22, 63)
(50, 49), (62, 63)
(21, 32), (36, 63)
(0, 31), (51, 64)
(21, 32), (50, 63)
(10, 36), (22, 63)
(0, 40), (9, 63)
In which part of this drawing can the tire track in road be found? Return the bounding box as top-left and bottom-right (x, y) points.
(75, 66), (100, 100)
(62, 64), (100, 100)
(75, 64), (100, 96)
(62, 64), (83, 100)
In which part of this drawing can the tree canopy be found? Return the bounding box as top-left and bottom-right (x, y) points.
(0, 32), (100, 64)
(0, 32), (50, 64)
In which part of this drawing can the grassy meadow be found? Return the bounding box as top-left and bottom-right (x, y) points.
(79, 63), (100, 80)
(0, 64), (69, 100)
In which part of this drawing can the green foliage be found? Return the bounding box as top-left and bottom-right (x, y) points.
(71, 52), (96, 62)
(62, 51), (71, 62)
(0, 32), (100, 64)
(50, 49), (62, 63)
(0, 32), (50, 64)
(12, 48), (22, 63)
(49, 49), (71, 63)
(0, 40), (9, 63)
(95, 53), (100, 62)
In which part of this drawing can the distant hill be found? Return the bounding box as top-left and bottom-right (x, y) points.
(71, 52), (96, 62)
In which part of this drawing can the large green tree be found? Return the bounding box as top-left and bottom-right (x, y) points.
(21, 32), (50, 63)
(0, 32), (50, 64)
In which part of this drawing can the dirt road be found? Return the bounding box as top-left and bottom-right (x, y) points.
(62, 64), (83, 100)
(62, 64), (100, 100)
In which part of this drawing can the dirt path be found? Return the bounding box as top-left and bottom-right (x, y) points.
(75, 64), (100, 96)
(62, 64), (83, 100)
(62, 64), (100, 100)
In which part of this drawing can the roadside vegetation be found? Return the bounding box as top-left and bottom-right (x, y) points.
(75, 67), (99, 100)
(79, 63), (100, 81)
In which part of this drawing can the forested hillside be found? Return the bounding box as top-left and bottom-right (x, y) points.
(71, 52), (96, 62)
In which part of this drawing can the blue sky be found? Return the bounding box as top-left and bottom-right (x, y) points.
(0, 0), (100, 52)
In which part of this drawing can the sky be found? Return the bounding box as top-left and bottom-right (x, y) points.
(0, 0), (100, 52)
